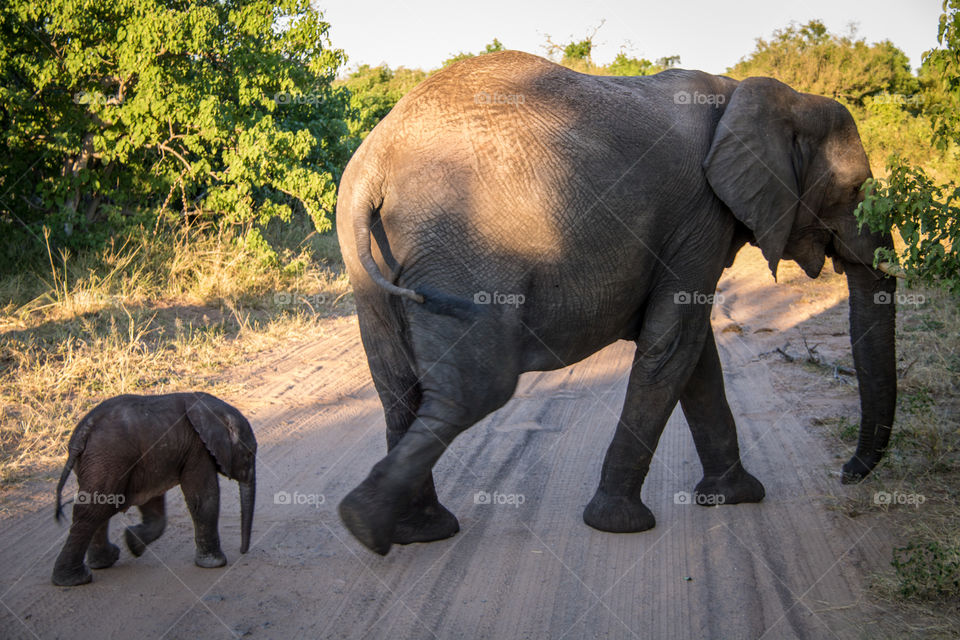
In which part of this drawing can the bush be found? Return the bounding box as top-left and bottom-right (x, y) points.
(857, 162), (960, 294)
(728, 20), (918, 104)
(606, 54), (679, 77)
(0, 0), (353, 271)
(892, 539), (960, 600)
(856, 1), (960, 295)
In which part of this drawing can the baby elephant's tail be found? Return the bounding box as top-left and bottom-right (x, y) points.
(55, 416), (94, 522)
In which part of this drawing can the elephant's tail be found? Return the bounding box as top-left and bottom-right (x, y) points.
(55, 416), (94, 522)
(353, 202), (424, 304)
(349, 192), (482, 320)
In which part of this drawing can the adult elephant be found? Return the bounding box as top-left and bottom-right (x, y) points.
(336, 51), (897, 555)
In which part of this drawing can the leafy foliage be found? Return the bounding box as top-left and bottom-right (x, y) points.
(0, 0), (352, 269)
(729, 20), (918, 105)
(921, 0), (960, 148)
(892, 539), (960, 600)
(856, 1), (960, 295)
(606, 54), (679, 77)
(858, 162), (960, 293)
(855, 94), (956, 179)
(563, 38), (593, 61)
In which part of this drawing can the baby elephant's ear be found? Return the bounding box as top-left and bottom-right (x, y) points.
(185, 393), (241, 477)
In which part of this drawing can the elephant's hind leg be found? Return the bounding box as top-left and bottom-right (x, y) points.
(86, 518), (120, 569)
(356, 304), (459, 546)
(52, 503), (117, 586)
(679, 329), (765, 505)
(340, 309), (520, 555)
(124, 494), (167, 556)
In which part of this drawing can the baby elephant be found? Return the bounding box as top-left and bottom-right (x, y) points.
(52, 392), (257, 586)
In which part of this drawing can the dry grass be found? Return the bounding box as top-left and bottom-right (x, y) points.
(812, 283), (960, 631)
(0, 223), (351, 483)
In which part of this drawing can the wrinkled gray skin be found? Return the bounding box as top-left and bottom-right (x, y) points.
(337, 51), (896, 555)
(51, 392), (257, 586)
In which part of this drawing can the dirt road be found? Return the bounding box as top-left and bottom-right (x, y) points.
(0, 247), (906, 639)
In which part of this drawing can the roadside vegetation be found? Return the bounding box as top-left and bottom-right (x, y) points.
(0, 0), (956, 620)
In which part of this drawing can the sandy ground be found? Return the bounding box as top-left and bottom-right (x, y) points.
(0, 246), (911, 639)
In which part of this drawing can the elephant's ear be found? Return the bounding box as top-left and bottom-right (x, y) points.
(186, 393), (243, 478)
(703, 77), (805, 279)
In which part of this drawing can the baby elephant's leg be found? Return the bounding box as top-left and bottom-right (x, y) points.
(181, 454), (226, 568)
(86, 518), (120, 569)
(124, 495), (167, 557)
(52, 503), (117, 586)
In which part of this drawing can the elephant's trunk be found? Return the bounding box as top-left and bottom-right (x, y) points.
(841, 262), (897, 482)
(239, 473), (255, 553)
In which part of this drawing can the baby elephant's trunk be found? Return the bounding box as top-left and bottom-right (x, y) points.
(239, 473), (255, 553)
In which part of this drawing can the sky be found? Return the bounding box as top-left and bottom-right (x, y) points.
(317, 0), (944, 75)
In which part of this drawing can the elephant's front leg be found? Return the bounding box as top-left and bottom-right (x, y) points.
(679, 329), (765, 505)
(124, 494), (167, 557)
(86, 518), (120, 569)
(181, 456), (226, 568)
(584, 296), (708, 533)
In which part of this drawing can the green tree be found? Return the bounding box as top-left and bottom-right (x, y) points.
(856, 1), (960, 294)
(729, 20), (918, 104)
(0, 0), (352, 268)
(563, 38), (593, 61)
(606, 53), (679, 77)
(484, 39), (505, 55)
(920, 1), (960, 148)
(543, 21), (607, 72)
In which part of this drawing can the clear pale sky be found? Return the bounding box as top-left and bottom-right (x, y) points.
(317, 0), (944, 75)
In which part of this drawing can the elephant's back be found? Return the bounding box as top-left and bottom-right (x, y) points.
(367, 53), (659, 258)
(371, 50), (661, 168)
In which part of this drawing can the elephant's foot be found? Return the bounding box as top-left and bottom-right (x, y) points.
(338, 481), (397, 556)
(583, 490), (655, 533)
(124, 526), (156, 557)
(86, 542), (120, 569)
(51, 562), (93, 587)
(393, 501), (460, 545)
(841, 454), (879, 484)
(695, 468), (765, 505)
(194, 548), (227, 568)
